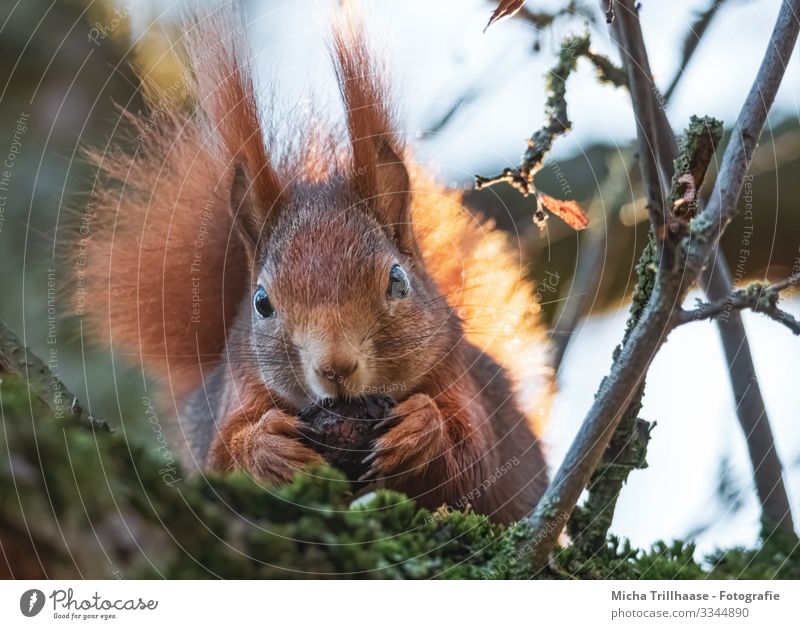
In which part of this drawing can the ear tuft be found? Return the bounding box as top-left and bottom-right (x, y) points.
(330, 6), (417, 256)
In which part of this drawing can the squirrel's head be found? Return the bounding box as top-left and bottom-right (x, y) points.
(228, 142), (457, 407)
(221, 16), (462, 407)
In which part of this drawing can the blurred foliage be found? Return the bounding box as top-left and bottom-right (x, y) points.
(0, 0), (148, 431)
(2, 374), (798, 579)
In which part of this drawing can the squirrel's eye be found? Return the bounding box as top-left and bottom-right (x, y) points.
(388, 264), (411, 299)
(253, 286), (276, 318)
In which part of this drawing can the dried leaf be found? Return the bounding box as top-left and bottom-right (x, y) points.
(484, 0), (526, 32)
(538, 193), (590, 230)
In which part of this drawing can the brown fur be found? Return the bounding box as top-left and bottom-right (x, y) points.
(74, 3), (551, 523)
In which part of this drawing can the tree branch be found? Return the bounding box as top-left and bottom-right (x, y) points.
(605, 0), (616, 24)
(569, 116), (722, 555)
(686, 0), (799, 535)
(516, 2), (585, 29)
(527, 0), (800, 569)
(565, 0), (695, 553)
(587, 0), (796, 541)
(608, 0), (673, 245)
(484, 1), (595, 34)
(0, 319), (109, 432)
(551, 0), (721, 371)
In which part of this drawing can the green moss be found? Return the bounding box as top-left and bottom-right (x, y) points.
(707, 531), (800, 579)
(0, 374), (796, 579)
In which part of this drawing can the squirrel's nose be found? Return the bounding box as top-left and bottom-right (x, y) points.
(315, 359), (358, 381)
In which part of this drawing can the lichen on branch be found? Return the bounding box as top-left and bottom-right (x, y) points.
(474, 33), (623, 228)
(562, 115), (723, 559)
(680, 273), (800, 335)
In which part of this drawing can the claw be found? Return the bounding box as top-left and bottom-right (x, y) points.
(361, 451), (378, 465)
(358, 467), (379, 483)
(298, 423), (321, 435)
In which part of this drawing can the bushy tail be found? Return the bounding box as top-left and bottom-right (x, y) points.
(73, 6), (282, 399)
(410, 172), (554, 433)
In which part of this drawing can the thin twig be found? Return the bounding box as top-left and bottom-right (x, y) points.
(554, 0), (792, 544)
(609, 0), (671, 247)
(563, 0), (683, 553)
(485, 1), (594, 32)
(680, 273), (800, 334)
(569, 116), (723, 555)
(475, 34), (622, 227)
(475, 35), (625, 191)
(516, 2), (582, 28)
(701, 258), (799, 534)
(687, 0), (799, 534)
(669, 117), (723, 224)
(663, 0), (732, 102)
(633, 0), (795, 535)
(605, 0), (616, 23)
(585, 50), (628, 86)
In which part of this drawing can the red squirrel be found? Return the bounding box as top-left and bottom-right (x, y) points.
(76, 4), (552, 523)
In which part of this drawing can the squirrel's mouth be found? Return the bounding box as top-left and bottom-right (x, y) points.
(307, 375), (361, 402)
(300, 357), (366, 403)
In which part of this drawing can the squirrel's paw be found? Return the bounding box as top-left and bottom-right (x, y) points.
(229, 410), (324, 484)
(358, 393), (448, 483)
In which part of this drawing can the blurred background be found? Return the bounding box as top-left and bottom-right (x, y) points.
(0, 0), (798, 557)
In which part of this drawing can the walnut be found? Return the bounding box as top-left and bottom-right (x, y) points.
(297, 395), (395, 481)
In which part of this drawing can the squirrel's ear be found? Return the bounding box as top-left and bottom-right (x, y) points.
(229, 165), (262, 259)
(329, 7), (417, 257)
(373, 140), (416, 256)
